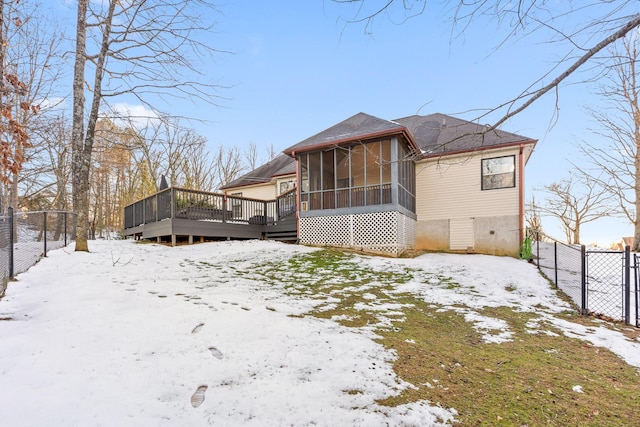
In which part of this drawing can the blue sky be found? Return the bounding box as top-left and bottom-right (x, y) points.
(203, 0), (631, 246)
(51, 0), (633, 246)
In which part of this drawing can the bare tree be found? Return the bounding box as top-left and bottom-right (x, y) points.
(183, 143), (219, 192)
(126, 116), (213, 191)
(215, 145), (244, 188)
(72, 0), (222, 251)
(26, 113), (72, 211)
(0, 0), (63, 212)
(89, 119), (139, 238)
(243, 142), (279, 173)
(244, 142), (259, 171)
(264, 143), (278, 162)
(156, 121), (208, 190)
(536, 176), (614, 245)
(331, 1), (640, 133)
(525, 196), (543, 236)
(577, 35), (640, 250)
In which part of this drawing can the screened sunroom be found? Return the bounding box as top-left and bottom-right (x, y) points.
(298, 138), (416, 215)
(285, 113), (419, 256)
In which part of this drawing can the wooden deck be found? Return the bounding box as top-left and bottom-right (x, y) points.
(123, 187), (298, 245)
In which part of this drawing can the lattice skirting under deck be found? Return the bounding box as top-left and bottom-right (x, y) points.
(300, 211), (416, 256)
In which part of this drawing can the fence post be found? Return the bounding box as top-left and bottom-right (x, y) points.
(624, 245), (631, 325)
(8, 206), (13, 279)
(43, 211), (48, 257)
(170, 187), (176, 219)
(263, 201), (268, 225)
(536, 231), (540, 268)
(635, 254), (639, 328)
(64, 212), (68, 247)
(554, 241), (558, 288)
(581, 245), (587, 315)
(222, 196), (228, 223)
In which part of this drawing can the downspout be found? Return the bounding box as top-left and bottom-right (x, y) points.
(519, 144), (525, 246)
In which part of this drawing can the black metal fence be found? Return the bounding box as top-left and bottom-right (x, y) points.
(529, 231), (638, 327)
(0, 209), (76, 297)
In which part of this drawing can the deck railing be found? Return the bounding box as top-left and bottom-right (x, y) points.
(124, 187), (297, 230)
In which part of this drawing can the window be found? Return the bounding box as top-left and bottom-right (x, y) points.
(279, 180), (295, 195)
(482, 155), (515, 190)
(397, 143), (415, 211)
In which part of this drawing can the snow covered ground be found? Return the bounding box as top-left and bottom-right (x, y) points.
(0, 239), (639, 426)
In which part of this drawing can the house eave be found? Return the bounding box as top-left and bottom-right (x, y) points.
(418, 139), (537, 161)
(284, 128), (420, 156)
(220, 182), (266, 191)
(221, 172), (297, 192)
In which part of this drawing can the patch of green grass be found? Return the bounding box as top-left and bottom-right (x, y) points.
(248, 249), (640, 426)
(378, 304), (640, 426)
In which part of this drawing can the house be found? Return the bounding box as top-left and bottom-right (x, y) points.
(222, 152), (297, 200)
(612, 237), (635, 251)
(221, 112), (537, 257)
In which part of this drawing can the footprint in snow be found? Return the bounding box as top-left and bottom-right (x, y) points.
(190, 385), (208, 408)
(191, 323), (204, 334)
(208, 347), (224, 359)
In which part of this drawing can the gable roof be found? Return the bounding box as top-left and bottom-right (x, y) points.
(283, 112), (419, 155)
(220, 154), (296, 190)
(224, 112), (537, 191)
(394, 113), (536, 157)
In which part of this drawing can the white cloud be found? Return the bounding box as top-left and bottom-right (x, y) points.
(106, 102), (161, 129)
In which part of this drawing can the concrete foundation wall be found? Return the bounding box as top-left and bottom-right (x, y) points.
(415, 219), (450, 252)
(473, 216), (520, 256)
(415, 215), (520, 256)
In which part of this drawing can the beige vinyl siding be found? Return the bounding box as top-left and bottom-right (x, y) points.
(226, 182), (277, 200)
(225, 173), (297, 200)
(415, 147), (521, 221)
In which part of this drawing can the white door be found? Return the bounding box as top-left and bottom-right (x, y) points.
(450, 218), (474, 251)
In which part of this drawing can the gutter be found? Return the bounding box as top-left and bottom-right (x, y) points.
(284, 128), (420, 156)
(420, 139), (536, 161)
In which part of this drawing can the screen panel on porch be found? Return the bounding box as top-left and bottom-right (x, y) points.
(298, 139), (402, 212)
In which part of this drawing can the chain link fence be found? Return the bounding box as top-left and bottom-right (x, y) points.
(529, 230), (638, 327)
(585, 250), (630, 323)
(0, 209), (76, 298)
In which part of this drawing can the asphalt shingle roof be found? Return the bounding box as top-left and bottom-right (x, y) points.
(394, 113), (534, 156)
(220, 154), (296, 190)
(283, 112), (410, 155)
(226, 112), (536, 190)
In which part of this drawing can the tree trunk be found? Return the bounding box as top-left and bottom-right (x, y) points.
(72, 0), (115, 252)
(72, 0), (88, 251)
